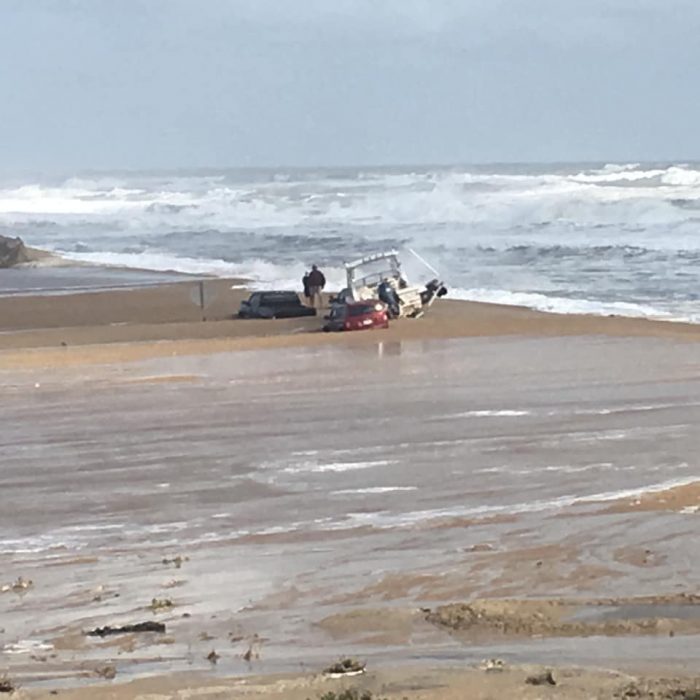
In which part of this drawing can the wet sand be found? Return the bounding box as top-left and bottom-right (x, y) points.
(0, 262), (196, 297)
(11, 664), (700, 700)
(1, 277), (700, 697)
(0, 276), (699, 365)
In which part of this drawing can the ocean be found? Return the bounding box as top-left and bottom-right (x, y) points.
(1, 162), (699, 321)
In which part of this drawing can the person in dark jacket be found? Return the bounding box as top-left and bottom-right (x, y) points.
(307, 264), (326, 309)
(378, 278), (400, 318)
(302, 271), (311, 301)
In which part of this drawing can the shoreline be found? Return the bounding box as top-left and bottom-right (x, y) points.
(0, 260), (208, 297)
(0, 277), (698, 367)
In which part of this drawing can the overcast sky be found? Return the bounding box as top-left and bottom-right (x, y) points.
(1, 0), (699, 169)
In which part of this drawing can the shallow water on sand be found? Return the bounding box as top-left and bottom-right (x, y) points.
(0, 265), (195, 295)
(1, 335), (700, 679)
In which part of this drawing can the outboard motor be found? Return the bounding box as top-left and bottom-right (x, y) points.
(421, 278), (447, 304)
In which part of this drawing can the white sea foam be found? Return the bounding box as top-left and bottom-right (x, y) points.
(577, 475), (700, 504)
(143, 521), (190, 534)
(332, 486), (418, 495)
(443, 403), (695, 422)
(56, 250), (348, 291)
(55, 523), (125, 533)
(449, 287), (678, 320)
(213, 475), (700, 541)
(3, 640), (54, 655)
(281, 459), (397, 474)
(0, 533), (85, 554)
(3, 165), (700, 233)
(570, 402), (700, 417)
(343, 475), (700, 529)
(474, 462), (620, 476)
(439, 409), (531, 419)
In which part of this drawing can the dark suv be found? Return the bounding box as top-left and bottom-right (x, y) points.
(238, 291), (316, 319)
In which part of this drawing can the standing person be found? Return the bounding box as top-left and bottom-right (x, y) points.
(302, 270), (311, 302)
(378, 278), (400, 318)
(307, 264), (326, 310)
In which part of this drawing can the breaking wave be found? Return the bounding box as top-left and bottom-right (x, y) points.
(449, 288), (687, 321)
(56, 250), (347, 291)
(3, 163), (700, 231)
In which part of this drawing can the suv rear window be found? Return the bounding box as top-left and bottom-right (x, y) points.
(261, 293), (299, 305)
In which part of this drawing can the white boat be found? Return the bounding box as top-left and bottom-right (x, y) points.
(335, 249), (447, 318)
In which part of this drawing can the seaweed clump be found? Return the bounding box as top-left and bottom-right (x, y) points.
(323, 658), (366, 675)
(317, 691), (386, 700)
(0, 675), (16, 693)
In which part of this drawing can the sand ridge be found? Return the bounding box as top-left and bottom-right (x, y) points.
(599, 480), (700, 514)
(10, 664), (700, 700)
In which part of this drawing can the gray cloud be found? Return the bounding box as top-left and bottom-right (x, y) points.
(1, 0), (699, 169)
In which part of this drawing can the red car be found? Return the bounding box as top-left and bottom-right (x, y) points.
(323, 300), (389, 332)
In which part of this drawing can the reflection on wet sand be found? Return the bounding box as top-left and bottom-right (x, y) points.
(1, 334), (700, 689)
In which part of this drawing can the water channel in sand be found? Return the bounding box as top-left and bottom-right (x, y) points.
(1, 335), (700, 682)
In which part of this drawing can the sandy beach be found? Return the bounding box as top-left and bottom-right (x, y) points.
(1, 272), (700, 699)
(1, 273), (699, 363)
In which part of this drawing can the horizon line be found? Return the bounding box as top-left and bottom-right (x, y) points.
(1, 158), (698, 177)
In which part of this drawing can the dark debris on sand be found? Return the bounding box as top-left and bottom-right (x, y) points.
(526, 670), (556, 686)
(613, 678), (700, 699)
(94, 664), (117, 680)
(162, 555), (189, 569)
(149, 597), (174, 612)
(323, 658), (366, 675)
(316, 691), (386, 700)
(86, 621), (165, 636)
